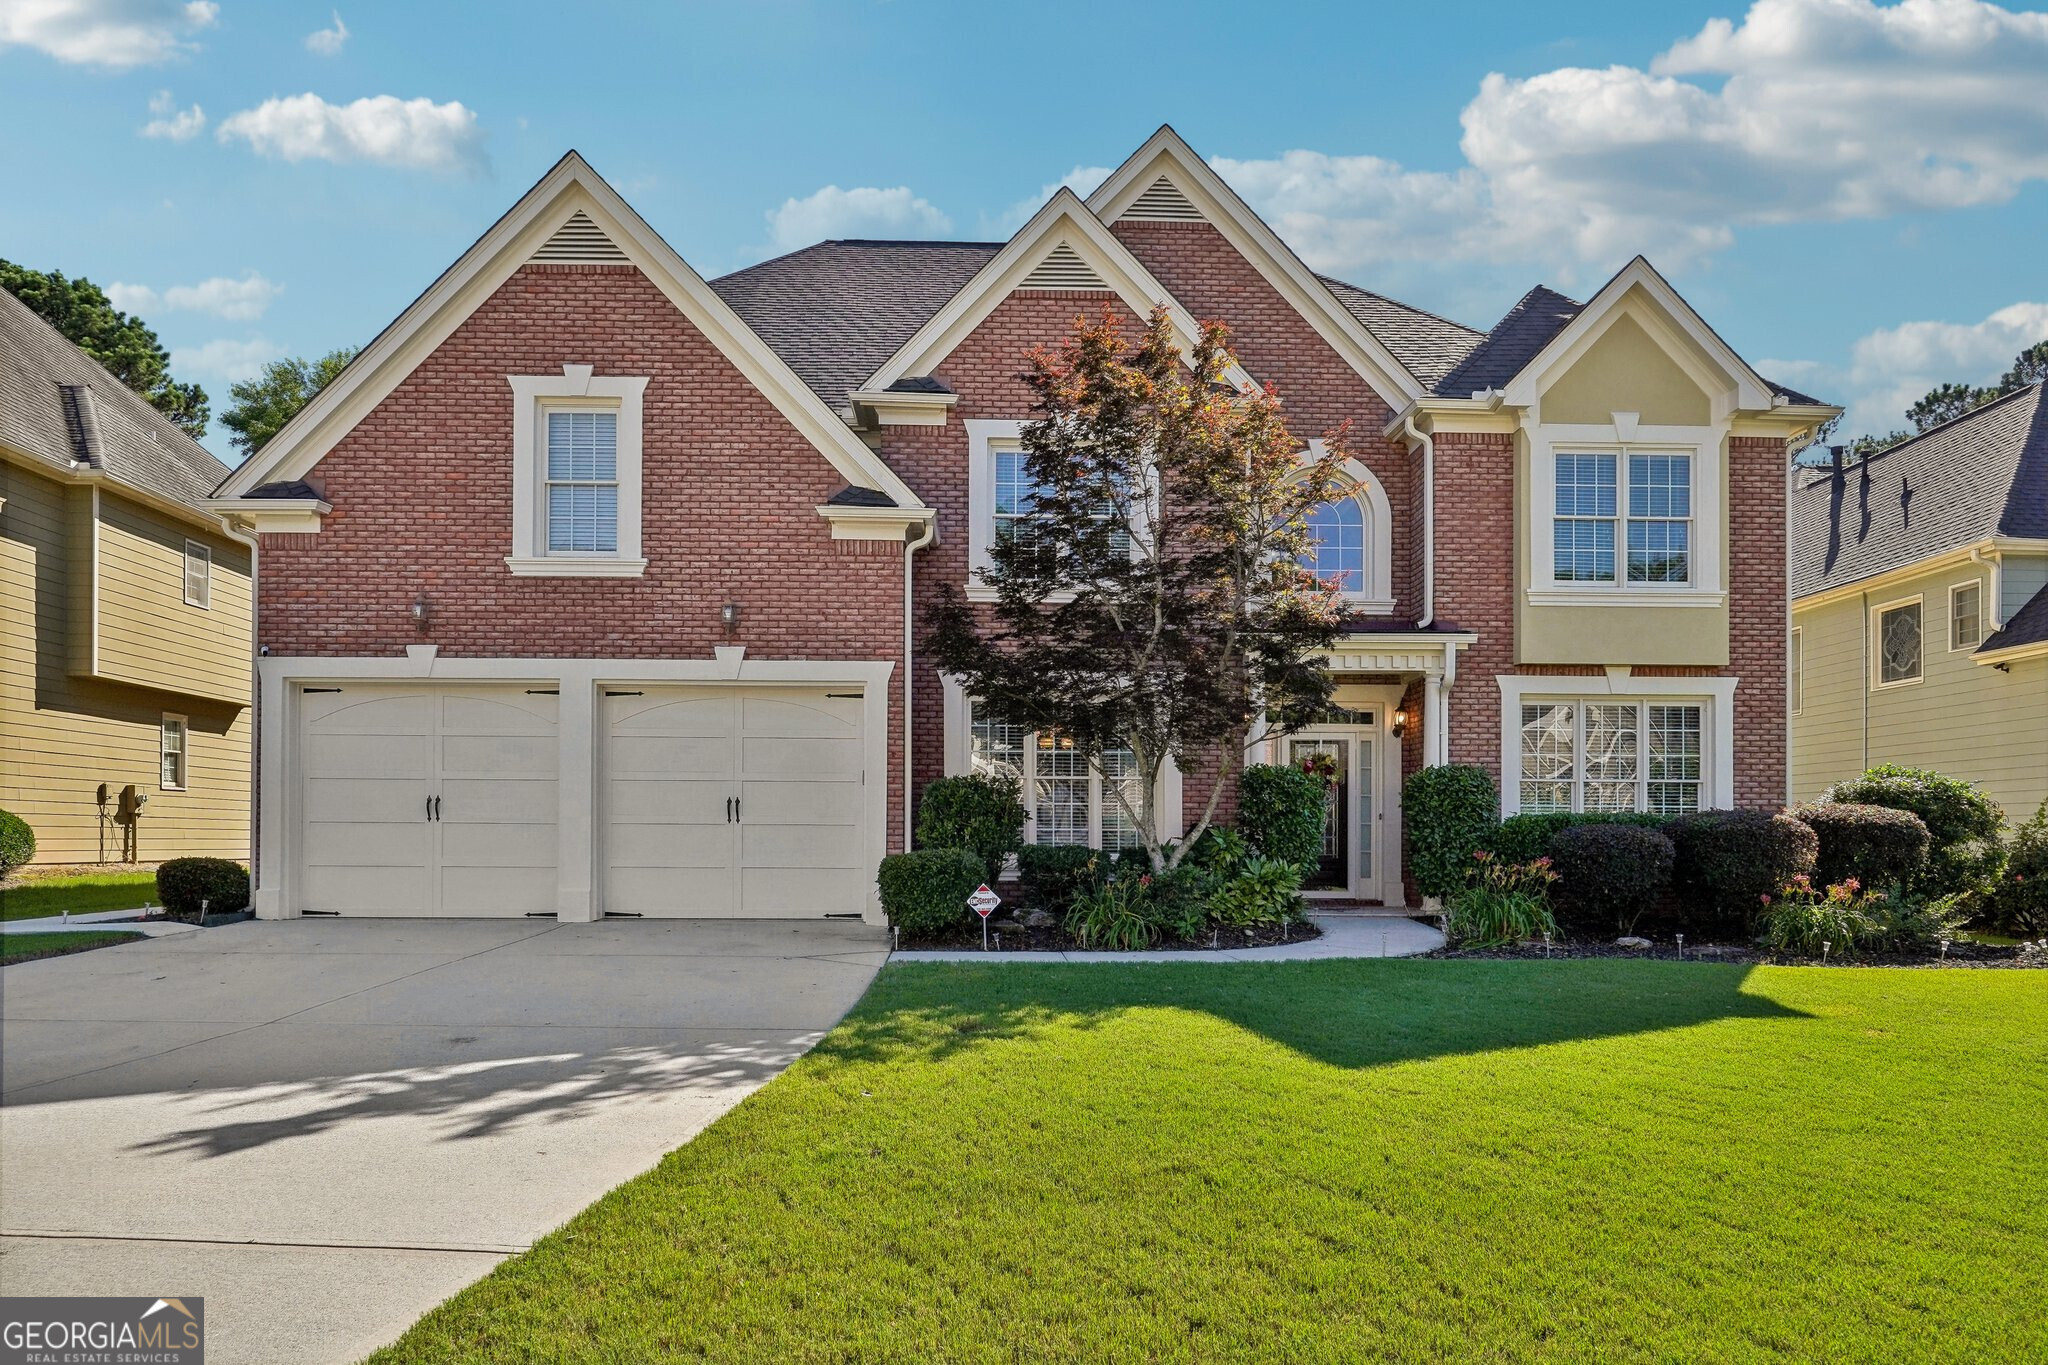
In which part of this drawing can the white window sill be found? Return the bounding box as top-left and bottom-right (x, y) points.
(1525, 588), (1724, 609)
(1338, 597), (1397, 616)
(504, 556), (649, 578)
(965, 581), (1077, 605)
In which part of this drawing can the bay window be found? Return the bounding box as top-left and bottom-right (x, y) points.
(1517, 699), (1703, 815)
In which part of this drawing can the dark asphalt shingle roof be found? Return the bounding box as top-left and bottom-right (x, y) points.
(1980, 580), (2048, 655)
(710, 240), (1001, 408)
(0, 288), (232, 512)
(1432, 286), (1582, 397)
(1315, 276), (1485, 388)
(1789, 384), (2048, 599)
(824, 485), (898, 508)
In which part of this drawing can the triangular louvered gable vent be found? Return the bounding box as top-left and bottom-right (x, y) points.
(1019, 241), (1108, 290)
(1121, 174), (1203, 221)
(531, 209), (629, 262)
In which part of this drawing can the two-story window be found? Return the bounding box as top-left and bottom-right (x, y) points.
(506, 367), (648, 576)
(970, 701), (1141, 849)
(1552, 451), (1692, 585)
(1517, 699), (1704, 815)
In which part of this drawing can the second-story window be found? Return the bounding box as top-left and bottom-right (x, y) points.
(544, 409), (619, 554)
(1553, 451), (1692, 586)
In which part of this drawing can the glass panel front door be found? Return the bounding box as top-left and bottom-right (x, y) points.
(1288, 738), (1347, 891)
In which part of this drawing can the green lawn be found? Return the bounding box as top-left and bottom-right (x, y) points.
(372, 961), (2048, 1364)
(0, 870), (157, 921)
(1, 930), (146, 963)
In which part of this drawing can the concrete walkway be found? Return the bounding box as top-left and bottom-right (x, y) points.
(891, 910), (1444, 963)
(0, 917), (888, 1364)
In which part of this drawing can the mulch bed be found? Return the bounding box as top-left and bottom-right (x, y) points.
(899, 918), (1323, 953)
(1427, 931), (2047, 970)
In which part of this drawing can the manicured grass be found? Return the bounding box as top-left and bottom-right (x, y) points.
(1, 930), (146, 963)
(373, 961), (2048, 1364)
(0, 870), (157, 921)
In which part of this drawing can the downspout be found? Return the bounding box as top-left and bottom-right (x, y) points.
(1403, 412), (1435, 628)
(902, 514), (937, 851)
(1971, 545), (2005, 631)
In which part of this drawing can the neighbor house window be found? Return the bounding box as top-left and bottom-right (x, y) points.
(970, 700), (1141, 849)
(161, 714), (187, 790)
(182, 539), (211, 608)
(543, 409), (619, 554)
(1518, 700), (1703, 815)
(1875, 599), (1922, 686)
(1789, 628), (1803, 715)
(1950, 582), (1983, 651)
(1552, 451), (1692, 585)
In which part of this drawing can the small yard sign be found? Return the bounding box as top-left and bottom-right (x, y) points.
(968, 884), (1001, 918)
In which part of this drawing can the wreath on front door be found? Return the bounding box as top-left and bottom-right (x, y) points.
(1297, 751), (1340, 785)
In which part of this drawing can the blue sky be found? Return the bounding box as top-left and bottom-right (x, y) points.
(3, 0), (2045, 462)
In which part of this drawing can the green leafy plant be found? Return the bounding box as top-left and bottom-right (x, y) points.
(1446, 850), (1558, 947)
(155, 857), (250, 921)
(1488, 811), (1670, 865)
(1820, 766), (2005, 900)
(1209, 855), (1305, 928)
(1239, 764), (1328, 874)
(1185, 826), (1250, 873)
(1863, 890), (1972, 953)
(1756, 875), (1882, 957)
(1149, 864), (1217, 940)
(1549, 823), (1676, 936)
(1987, 800), (2048, 936)
(0, 808), (35, 874)
(1790, 802), (1929, 891)
(1404, 765), (1500, 898)
(914, 774), (1026, 883)
(1666, 810), (1817, 931)
(1016, 845), (1106, 916)
(1067, 871), (1162, 950)
(875, 848), (984, 936)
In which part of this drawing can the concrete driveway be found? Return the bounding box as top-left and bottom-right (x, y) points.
(0, 917), (888, 1364)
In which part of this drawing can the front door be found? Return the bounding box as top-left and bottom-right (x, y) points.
(1288, 737), (1348, 890)
(1285, 723), (1381, 902)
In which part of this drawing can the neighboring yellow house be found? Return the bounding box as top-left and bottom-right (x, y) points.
(1789, 383), (2048, 820)
(0, 289), (252, 865)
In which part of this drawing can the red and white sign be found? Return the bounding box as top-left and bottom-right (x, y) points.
(968, 884), (1001, 918)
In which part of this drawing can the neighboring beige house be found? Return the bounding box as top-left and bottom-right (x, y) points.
(0, 290), (253, 865)
(1789, 383), (2048, 820)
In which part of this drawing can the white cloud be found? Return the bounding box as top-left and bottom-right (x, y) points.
(171, 336), (280, 386)
(304, 10), (347, 56)
(139, 88), (204, 140)
(107, 272), (282, 321)
(763, 185), (952, 254)
(1761, 301), (2048, 439)
(983, 165), (1113, 236)
(217, 93), (486, 173)
(0, 0), (216, 67)
(1209, 0), (2048, 279)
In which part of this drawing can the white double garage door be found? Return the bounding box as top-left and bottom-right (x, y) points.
(295, 682), (870, 918)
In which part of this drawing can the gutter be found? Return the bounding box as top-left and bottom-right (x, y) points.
(902, 513), (938, 850)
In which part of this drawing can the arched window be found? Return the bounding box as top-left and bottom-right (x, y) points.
(1290, 448), (1393, 613)
(1301, 494), (1368, 594)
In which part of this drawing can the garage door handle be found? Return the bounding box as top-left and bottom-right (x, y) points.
(725, 797), (734, 823)
(425, 796), (432, 821)
(433, 795), (442, 822)
(735, 796), (741, 822)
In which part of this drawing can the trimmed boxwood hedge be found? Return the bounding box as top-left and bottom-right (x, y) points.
(155, 857), (250, 920)
(1666, 810), (1817, 930)
(0, 808), (34, 874)
(1819, 765), (2005, 899)
(914, 774), (1026, 883)
(1402, 765), (1499, 898)
(876, 848), (984, 935)
(1487, 811), (1668, 866)
(1790, 802), (1930, 890)
(1238, 764), (1328, 874)
(1016, 844), (1105, 916)
(1549, 823), (1675, 936)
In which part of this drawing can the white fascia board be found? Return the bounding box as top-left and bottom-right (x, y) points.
(1087, 126), (1424, 410)
(1497, 257), (1774, 414)
(205, 496), (332, 534)
(862, 189), (1257, 394)
(217, 152), (927, 514)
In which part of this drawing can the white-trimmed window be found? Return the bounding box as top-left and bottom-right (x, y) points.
(160, 713), (187, 790)
(1950, 581), (1983, 651)
(1292, 448), (1395, 613)
(506, 367), (648, 576)
(1874, 598), (1923, 687)
(1517, 699), (1704, 816)
(1789, 627), (1803, 715)
(182, 539), (211, 608)
(1552, 451), (1692, 585)
(969, 700), (1142, 850)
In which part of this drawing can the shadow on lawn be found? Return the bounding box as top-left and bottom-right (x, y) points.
(823, 958), (1814, 1072)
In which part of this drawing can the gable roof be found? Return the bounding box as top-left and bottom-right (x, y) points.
(215, 152), (926, 511)
(710, 240), (1000, 409)
(1431, 286), (1583, 398)
(0, 288), (231, 515)
(1789, 383), (2048, 600)
(1316, 276), (1484, 389)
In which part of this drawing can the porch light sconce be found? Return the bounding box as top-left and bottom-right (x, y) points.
(410, 593), (432, 630)
(1390, 713), (1408, 740)
(720, 601), (741, 635)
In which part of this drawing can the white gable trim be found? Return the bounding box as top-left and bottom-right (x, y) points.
(217, 152), (926, 515)
(1498, 257), (1774, 415)
(863, 189), (1256, 394)
(1088, 126), (1423, 409)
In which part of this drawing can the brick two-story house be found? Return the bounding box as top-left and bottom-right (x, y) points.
(209, 128), (1834, 922)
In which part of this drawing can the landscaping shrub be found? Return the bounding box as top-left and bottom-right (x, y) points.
(0, 808), (34, 874)
(155, 857), (249, 920)
(914, 774), (1025, 883)
(1489, 811), (1668, 865)
(1446, 850), (1557, 947)
(1184, 826), (1249, 872)
(1209, 855), (1305, 929)
(1066, 871), (1162, 950)
(1791, 802), (1929, 891)
(1666, 810), (1817, 930)
(1549, 823), (1675, 936)
(1862, 889), (1971, 953)
(1238, 764), (1327, 873)
(1403, 764), (1499, 898)
(1820, 765), (2005, 899)
(1016, 844), (1105, 916)
(1987, 800), (2048, 935)
(1148, 864), (1217, 941)
(876, 848), (984, 935)
(1756, 875), (1880, 957)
